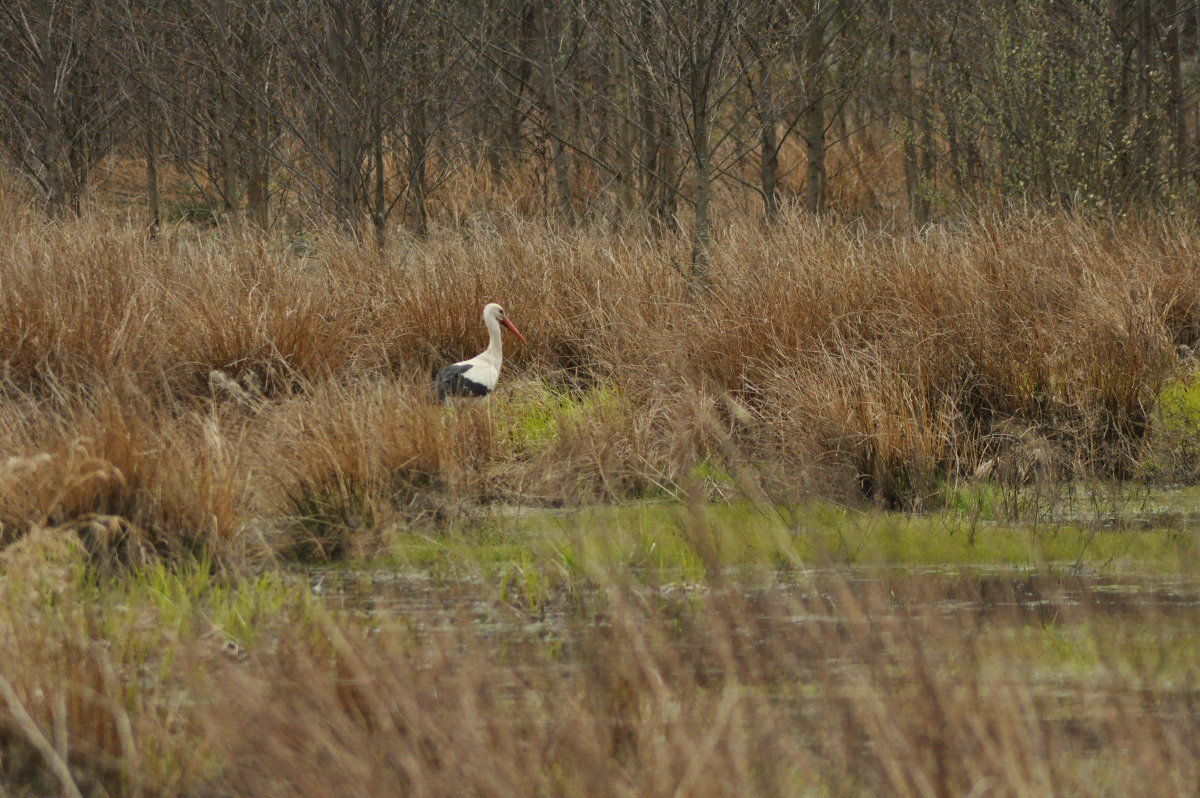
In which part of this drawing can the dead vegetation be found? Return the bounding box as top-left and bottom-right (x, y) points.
(2, 192), (1197, 563)
(1, 187), (1200, 794)
(204, 578), (1200, 798)
(3, 532), (1199, 797)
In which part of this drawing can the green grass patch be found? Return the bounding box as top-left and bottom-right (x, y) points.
(496, 381), (622, 454)
(376, 493), (1200, 600)
(1144, 370), (1200, 481)
(86, 561), (315, 669)
(1158, 371), (1200, 433)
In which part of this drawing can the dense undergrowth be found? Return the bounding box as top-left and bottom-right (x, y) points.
(3, 181), (1200, 794)
(2, 182), (1200, 565)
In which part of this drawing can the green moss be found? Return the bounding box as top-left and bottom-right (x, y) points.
(940, 481), (1002, 517)
(164, 198), (219, 226)
(376, 491), (1200, 598)
(88, 561), (314, 667)
(689, 458), (735, 488)
(989, 617), (1200, 687)
(1157, 373), (1200, 434)
(497, 382), (621, 454)
(1145, 372), (1200, 480)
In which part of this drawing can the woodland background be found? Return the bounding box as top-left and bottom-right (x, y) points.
(2, 0), (1197, 269)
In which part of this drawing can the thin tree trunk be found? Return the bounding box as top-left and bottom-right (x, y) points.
(656, 109), (677, 228)
(145, 109), (160, 235)
(336, 136), (360, 232)
(803, 98), (825, 214)
(371, 0), (386, 248)
(755, 62), (781, 222)
(639, 86), (660, 214)
(250, 90), (271, 228)
(214, 0), (241, 230)
(406, 89), (429, 237)
(1111, 0), (1134, 191)
(373, 109), (387, 247)
(494, 1), (536, 177)
(803, 10), (826, 214)
(39, 48), (67, 216)
(218, 98), (240, 229)
(610, 46), (637, 216)
(919, 104), (934, 213)
(1135, 0), (1153, 186)
(1164, 0), (1186, 187)
(690, 58), (711, 288)
(638, 0), (661, 217)
(537, 0), (572, 220)
(245, 33), (271, 230)
(896, 17), (927, 225)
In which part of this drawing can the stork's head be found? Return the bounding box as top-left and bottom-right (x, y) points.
(484, 302), (527, 343)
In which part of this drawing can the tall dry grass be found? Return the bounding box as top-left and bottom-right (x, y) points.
(1, 184), (1198, 561)
(2, 182), (1200, 793)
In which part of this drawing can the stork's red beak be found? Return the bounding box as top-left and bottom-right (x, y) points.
(501, 317), (527, 343)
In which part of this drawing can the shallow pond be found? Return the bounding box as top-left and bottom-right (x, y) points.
(307, 563), (1200, 633)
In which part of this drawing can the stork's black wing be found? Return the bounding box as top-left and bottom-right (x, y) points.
(434, 363), (490, 401)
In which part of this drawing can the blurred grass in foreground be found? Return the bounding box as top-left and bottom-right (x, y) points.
(3, 500), (1200, 795)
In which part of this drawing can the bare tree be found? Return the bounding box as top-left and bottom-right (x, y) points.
(609, 0), (754, 287)
(741, 0), (871, 219)
(0, 0), (125, 215)
(2, 0), (1196, 229)
(534, 0), (574, 219)
(125, 0), (282, 230)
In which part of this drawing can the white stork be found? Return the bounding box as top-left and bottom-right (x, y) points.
(434, 302), (527, 401)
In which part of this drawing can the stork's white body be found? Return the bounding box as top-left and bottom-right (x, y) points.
(434, 303), (523, 400)
(441, 343), (502, 396)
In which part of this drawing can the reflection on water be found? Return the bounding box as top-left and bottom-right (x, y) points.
(303, 562), (1200, 751)
(307, 564), (1200, 631)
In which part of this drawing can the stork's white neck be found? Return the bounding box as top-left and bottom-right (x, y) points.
(482, 312), (503, 364)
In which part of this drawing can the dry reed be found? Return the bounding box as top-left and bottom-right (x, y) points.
(1, 198), (1197, 559)
(2, 188), (1199, 793)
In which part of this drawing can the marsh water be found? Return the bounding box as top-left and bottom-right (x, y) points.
(297, 491), (1200, 753)
(308, 563), (1200, 630)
